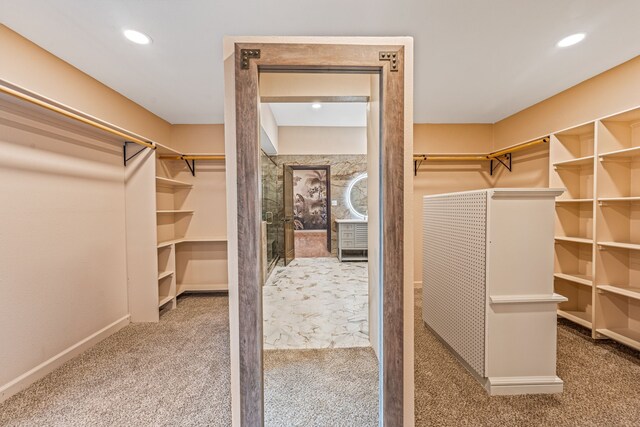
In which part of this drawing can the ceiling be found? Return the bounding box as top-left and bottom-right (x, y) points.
(1, 0), (639, 124)
(267, 103), (367, 127)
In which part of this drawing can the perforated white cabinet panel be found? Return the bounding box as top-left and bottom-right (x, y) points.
(423, 191), (487, 377)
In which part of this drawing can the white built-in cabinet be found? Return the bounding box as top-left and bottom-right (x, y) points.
(551, 106), (640, 351)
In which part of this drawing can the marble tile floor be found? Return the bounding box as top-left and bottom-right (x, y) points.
(263, 257), (370, 350)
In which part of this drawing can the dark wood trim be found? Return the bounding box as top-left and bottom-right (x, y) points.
(234, 42), (405, 426)
(261, 95), (370, 103)
(289, 164), (332, 252)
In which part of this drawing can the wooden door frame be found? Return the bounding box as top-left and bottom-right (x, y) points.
(234, 43), (405, 425)
(289, 164), (332, 252)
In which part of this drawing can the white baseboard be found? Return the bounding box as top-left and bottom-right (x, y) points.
(413, 280), (422, 289)
(0, 315), (130, 403)
(485, 376), (564, 396)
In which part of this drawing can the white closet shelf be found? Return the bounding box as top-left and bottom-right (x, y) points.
(158, 295), (174, 308)
(597, 241), (640, 251)
(555, 198), (593, 204)
(554, 273), (593, 287)
(157, 237), (227, 248)
(557, 309), (592, 328)
(156, 176), (192, 188)
(490, 294), (567, 304)
(156, 210), (194, 215)
(552, 155), (594, 168)
(598, 196), (640, 204)
(158, 270), (174, 281)
(176, 283), (228, 296)
(596, 328), (640, 351)
(597, 285), (640, 301)
(554, 236), (593, 245)
(599, 145), (640, 160)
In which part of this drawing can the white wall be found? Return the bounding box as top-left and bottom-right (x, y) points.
(0, 99), (130, 401)
(260, 103), (278, 154)
(277, 126), (367, 155)
(367, 74), (381, 361)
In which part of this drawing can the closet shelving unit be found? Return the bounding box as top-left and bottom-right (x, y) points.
(550, 107), (640, 350)
(594, 109), (640, 350)
(550, 123), (596, 330)
(154, 144), (228, 312)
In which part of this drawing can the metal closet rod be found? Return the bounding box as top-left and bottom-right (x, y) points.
(0, 81), (156, 150)
(413, 137), (549, 161)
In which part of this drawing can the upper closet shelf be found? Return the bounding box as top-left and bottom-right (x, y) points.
(556, 198), (593, 204)
(597, 241), (640, 251)
(597, 196), (640, 205)
(155, 176), (192, 188)
(553, 155), (594, 168)
(599, 145), (640, 160)
(555, 236), (593, 245)
(597, 285), (640, 301)
(157, 237), (228, 248)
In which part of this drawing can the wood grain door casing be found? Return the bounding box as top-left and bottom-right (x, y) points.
(235, 42), (405, 426)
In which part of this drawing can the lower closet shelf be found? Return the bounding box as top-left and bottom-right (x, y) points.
(157, 271), (174, 281)
(557, 309), (592, 328)
(596, 328), (640, 351)
(158, 295), (174, 308)
(176, 283), (228, 296)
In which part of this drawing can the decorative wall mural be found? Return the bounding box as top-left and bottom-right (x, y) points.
(292, 166), (330, 232)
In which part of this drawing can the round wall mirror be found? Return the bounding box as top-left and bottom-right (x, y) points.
(346, 173), (368, 219)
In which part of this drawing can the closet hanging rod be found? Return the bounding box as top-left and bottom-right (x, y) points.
(159, 155), (225, 160)
(413, 137), (549, 162)
(0, 80), (155, 150)
(413, 136), (549, 176)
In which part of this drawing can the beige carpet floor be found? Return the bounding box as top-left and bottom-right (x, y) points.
(0, 294), (233, 427)
(3, 291), (639, 426)
(264, 348), (378, 426)
(414, 289), (640, 427)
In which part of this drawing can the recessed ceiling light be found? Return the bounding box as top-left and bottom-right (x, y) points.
(123, 29), (152, 45)
(556, 33), (585, 48)
(311, 103), (322, 110)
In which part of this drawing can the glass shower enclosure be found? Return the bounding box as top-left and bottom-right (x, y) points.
(261, 149), (283, 276)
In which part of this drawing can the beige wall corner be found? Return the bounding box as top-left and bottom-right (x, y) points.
(0, 24), (172, 145)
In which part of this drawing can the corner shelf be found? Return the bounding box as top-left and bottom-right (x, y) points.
(156, 210), (194, 215)
(158, 270), (174, 281)
(158, 295), (174, 308)
(155, 176), (192, 188)
(554, 273), (592, 287)
(157, 237), (227, 248)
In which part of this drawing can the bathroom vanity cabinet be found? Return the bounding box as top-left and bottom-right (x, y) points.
(336, 219), (368, 261)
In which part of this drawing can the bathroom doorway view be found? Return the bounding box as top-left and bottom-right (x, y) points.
(258, 72), (379, 424)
